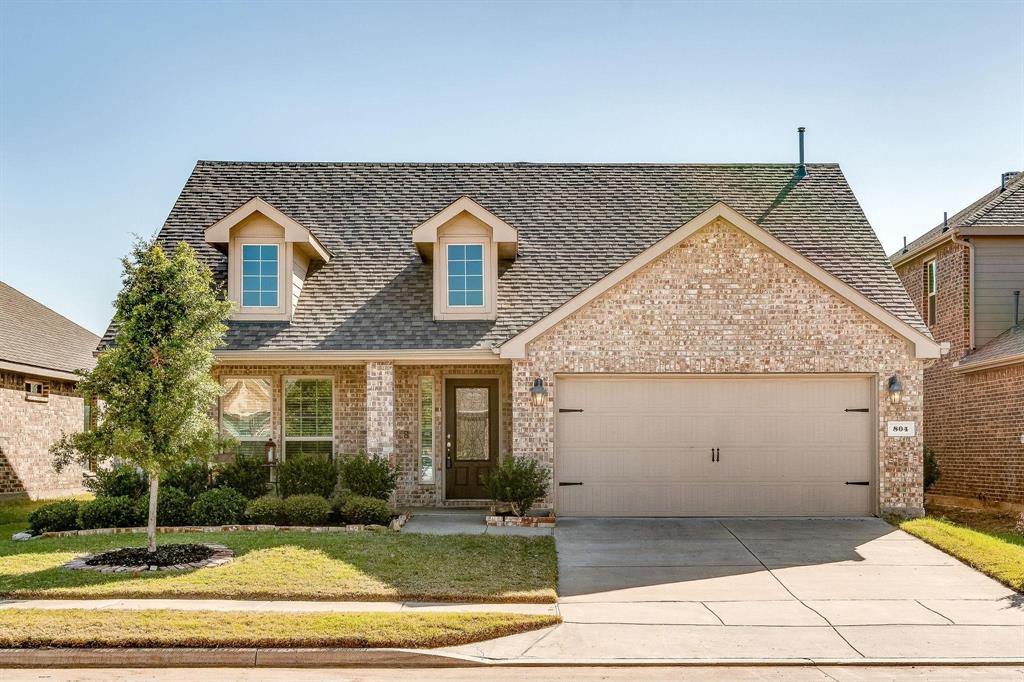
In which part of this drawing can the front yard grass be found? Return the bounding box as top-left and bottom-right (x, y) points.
(0, 499), (558, 603)
(0, 609), (559, 649)
(900, 514), (1024, 593)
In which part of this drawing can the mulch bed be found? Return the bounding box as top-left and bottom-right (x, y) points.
(64, 543), (233, 573)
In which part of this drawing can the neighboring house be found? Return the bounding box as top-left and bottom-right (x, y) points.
(107, 160), (941, 518)
(0, 282), (98, 499)
(891, 171), (1024, 511)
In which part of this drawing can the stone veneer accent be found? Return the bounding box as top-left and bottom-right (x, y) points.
(365, 361), (396, 460)
(0, 370), (88, 499)
(511, 218), (926, 516)
(895, 241), (1024, 506)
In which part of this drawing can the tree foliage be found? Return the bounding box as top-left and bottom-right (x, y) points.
(52, 239), (231, 549)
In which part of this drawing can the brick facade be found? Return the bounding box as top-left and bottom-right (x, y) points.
(512, 218), (927, 516)
(365, 362), (395, 460)
(0, 370), (89, 499)
(895, 241), (1024, 506)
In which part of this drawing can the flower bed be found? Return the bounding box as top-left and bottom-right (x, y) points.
(63, 543), (233, 573)
(40, 513), (409, 538)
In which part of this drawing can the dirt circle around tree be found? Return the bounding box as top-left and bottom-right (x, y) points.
(62, 543), (234, 573)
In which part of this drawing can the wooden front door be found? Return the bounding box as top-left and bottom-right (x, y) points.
(445, 378), (499, 499)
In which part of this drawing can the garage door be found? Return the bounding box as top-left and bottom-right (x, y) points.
(556, 375), (875, 517)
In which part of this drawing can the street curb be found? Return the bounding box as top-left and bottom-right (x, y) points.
(1, 649), (1023, 668)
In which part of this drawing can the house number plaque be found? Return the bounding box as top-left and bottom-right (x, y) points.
(886, 421), (916, 437)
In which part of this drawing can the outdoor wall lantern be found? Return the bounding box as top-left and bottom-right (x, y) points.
(886, 375), (904, 404)
(530, 377), (548, 406)
(264, 437), (277, 464)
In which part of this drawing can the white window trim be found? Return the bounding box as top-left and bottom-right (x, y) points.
(25, 381), (48, 403)
(282, 375), (335, 461)
(240, 242), (282, 310)
(925, 259), (937, 326)
(418, 375), (435, 485)
(436, 235), (496, 320)
(219, 376), (273, 450)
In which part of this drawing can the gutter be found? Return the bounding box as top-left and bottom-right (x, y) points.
(950, 233), (975, 351)
(213, 348), (508, 365)
(953, 353), (1024, 374)
(0, 359), (85, 382)
(892, 226), (1024, 267)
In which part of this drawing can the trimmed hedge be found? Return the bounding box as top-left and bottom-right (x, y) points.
(339, 494), (393, 526)
(161, 459), (212, 499)
(277, 454), (337, 499)
(78, 496), (143, 530)
(215, 456), (268, 499)
(28, 500), (81, 534)
(132, 486), (192, 527)
(282, 495), (331, 526)
(86, 465), (147, 499)
(245, 495), (287, 525)
(190, 487), (248, 525)
(338, 452), (398, 500)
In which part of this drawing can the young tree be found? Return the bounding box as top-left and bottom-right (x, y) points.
(53, 239), (231, 552)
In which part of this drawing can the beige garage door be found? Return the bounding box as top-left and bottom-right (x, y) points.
(556, 375), (875, 517)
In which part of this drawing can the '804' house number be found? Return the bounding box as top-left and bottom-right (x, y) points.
(886, 421), (916, 437)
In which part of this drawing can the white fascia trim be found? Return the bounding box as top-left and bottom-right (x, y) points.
(890, 230), (957, 267)
(412, 196), (518, 245)
(214, 348), (507, 365)
(0, 359), (84, 382)
(205, 197), (331, 262)
(890, 226), (1024, 267)
(499, 201), (942, 360)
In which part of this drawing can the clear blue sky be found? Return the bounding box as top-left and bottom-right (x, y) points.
(2, 1), (1022, 335)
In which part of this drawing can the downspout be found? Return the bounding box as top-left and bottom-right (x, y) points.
(950, 233), (974, 351)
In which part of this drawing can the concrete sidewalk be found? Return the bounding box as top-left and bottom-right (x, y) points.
(0, 598), (557, 616)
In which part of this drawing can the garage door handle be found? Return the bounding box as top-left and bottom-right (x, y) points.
(559, 408), (584, 413)
(845, 408), (870, 413)
(558, 481), (583, 486)
(844, 481), (870, 486)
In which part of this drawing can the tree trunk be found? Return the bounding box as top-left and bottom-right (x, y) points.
(147, 474), (159, 553)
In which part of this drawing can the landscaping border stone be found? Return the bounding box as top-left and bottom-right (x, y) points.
(485, 515), (556, 528)
(63, 544), (234, 573)
(40, 513), (409, 538)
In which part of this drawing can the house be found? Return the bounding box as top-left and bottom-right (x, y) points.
(0, 282), (98, 499)
(891, 171), (1024, 511)
(115, 157), (941, 518)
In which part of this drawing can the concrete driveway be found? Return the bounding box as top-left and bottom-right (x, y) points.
(446, 517), (1024, 663)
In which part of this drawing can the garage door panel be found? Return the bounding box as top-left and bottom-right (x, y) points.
(556, 376), (874, 517)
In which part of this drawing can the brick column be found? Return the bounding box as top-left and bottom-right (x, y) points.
(365, 361), (396, 460)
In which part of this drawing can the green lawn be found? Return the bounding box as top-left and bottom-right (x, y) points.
(0, 609), (559, 648)
(900, 516), (1024, 593)
(0, 500), (558, 603)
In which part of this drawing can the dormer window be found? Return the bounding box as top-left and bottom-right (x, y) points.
(412, 197), (518, 321)
(204, 197), (330, 321)
(242, 244), (280, 308)
(447, 244), (485, 307)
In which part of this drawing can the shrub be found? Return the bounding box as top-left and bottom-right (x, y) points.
(161, 459), (212, 499)
(485, 456), (549, 517)
(330, 491), (353, 523)
(28, 500), (81, 534)
(78, 496), (144, 530)
(215, 455), (268, 499)
(337, 451), (398, 500)
(190, 487), (248, 525)
(282, 494), (332, 526)
(133, 486), (192, 527)
(339, 494), (394, 526)
(245, 495), (286, 525)
(277, 454), (337, 499)
(924, 445), (941, 491)
(85, 464), (147, 499)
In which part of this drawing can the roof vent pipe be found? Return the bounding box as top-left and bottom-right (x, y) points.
(903, 236), (907, 253)
(797, 127), (807, 178)
(942, 211), (948, 232)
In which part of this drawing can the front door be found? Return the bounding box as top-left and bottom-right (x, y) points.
(445, 378), (499, 499)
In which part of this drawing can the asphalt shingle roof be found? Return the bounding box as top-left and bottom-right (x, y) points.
(892, 171), (1024, 259)
(0, 282), (99, 376)
(119, 161), (925, 351)
(958, 324), (1024, 369)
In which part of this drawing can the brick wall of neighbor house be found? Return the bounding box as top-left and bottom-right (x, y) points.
(512, 218), (927, 516)
(0, 370), (88, 499)
(211, 363), (512, 507)
(895, 241), (1023, 506)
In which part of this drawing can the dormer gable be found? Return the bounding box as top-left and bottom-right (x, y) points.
(412, 197), (518, 321)
(204, 197), (330, 321)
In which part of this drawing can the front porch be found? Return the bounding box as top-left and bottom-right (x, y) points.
(213, 361), (514, 508)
